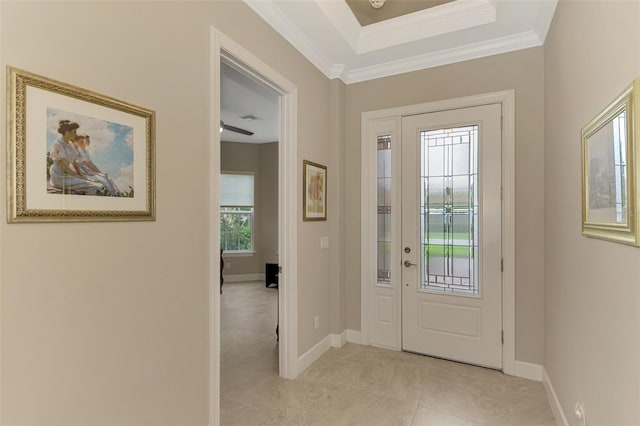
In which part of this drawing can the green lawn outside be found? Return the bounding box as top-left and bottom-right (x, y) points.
(425, 244), (473, 257)
(425, 231), (471, 240)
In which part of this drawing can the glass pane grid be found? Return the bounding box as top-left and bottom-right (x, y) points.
(420, 126), (479, 295)
(377, 135), (392, 285)
(220, 208), (254, 252)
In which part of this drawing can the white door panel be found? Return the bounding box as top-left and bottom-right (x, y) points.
(401, 104), (502, 369)
(365, 118), (402, 350)
(418, 301), (480, 338)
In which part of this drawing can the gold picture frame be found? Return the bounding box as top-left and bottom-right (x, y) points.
(581, 78), (639, 245)
(303, 160), (327, 221)
(7, 66), (155, 222)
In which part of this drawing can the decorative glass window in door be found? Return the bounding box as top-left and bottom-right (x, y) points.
(377, 135), (392, 285)
(420, 126), (479, 295)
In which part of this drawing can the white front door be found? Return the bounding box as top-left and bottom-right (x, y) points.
(401, 104), (503, 369)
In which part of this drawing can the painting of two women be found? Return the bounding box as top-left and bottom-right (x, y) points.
(47, 108), (134, 197)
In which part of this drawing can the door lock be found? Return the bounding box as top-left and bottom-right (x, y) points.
(403, 260), (417, 267)
(404, 247), (411, 253)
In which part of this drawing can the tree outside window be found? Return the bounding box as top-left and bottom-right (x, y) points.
(220, 207), (253, 251)
(220, 173), (254, 253)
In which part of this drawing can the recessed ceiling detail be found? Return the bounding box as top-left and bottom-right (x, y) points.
(243, 0), (558, 84)
(346, 0), (455, 27)
(316, 0), (496, 55)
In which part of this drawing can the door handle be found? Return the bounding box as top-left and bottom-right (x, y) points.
(403, 260), (417, 267)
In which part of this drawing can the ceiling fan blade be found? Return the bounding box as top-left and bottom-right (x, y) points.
(221, 121), (254, 136)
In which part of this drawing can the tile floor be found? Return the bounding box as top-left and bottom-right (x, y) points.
(221, 281), (556, 426)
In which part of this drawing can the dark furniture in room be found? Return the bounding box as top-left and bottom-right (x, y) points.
(265, 262), (279, 340)
(220, 249), (224, 294)
(265, 262), (279, 288)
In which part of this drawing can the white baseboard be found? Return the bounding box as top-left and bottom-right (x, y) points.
(514, 360), (543, 381)
(543, 367), (569, 426)
(297, 330), (361, 376)
(344, 331), (541, 382)
(346, 329), (362, 344)
(331, 331), (347, 348)
(296, 335), (332, 376)
(223, 273), (265, 283)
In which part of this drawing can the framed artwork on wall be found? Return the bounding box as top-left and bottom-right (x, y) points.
(581, 77), (639, 246)
(303, 159), (327, 221)
(7, 66), (155, 222)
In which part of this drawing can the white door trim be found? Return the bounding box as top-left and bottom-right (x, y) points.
(360, 117), (402, 350)
(210, 27), (299, 426)
(360, 90), (516, 375)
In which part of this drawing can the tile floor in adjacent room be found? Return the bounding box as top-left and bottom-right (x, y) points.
(220, 281), (556, 426)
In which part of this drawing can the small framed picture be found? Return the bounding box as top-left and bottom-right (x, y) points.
(303, 160), (327, 221)
(7, 66), (155, 222)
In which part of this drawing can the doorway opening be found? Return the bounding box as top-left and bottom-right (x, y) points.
(219, 58), (281, 412)
(210, 27), (299, 424)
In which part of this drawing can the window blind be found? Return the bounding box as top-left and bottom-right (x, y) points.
(220, 173), (254, 206)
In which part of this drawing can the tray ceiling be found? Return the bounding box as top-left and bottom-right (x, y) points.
(244, 0), (558, 84)
(346, 0), (455, 27)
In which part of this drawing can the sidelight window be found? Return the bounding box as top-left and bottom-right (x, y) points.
(377, 135), (392, 285)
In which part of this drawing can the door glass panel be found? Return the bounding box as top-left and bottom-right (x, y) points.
(377, 135), (392, 285)
(420, 126), (478, 295)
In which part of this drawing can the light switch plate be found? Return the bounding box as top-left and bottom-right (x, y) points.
(320, 236), (329, 249)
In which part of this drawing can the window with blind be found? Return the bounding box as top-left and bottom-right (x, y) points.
(220, 173), (255, 253)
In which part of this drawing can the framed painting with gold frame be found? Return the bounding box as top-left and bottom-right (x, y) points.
(303, 160), (327, 221)
(581, 78), (639, 245)
(7, 66), (155, 222)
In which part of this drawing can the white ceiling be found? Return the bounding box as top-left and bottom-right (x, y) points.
(221, 61), (279, 143)
(222, 0), (558, 143)
(244, 0), (558, 84)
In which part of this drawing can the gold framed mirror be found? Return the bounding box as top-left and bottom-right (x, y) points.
(582, 78), (639, 246)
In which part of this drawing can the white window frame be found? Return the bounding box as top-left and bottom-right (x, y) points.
(220, 172), (256, 255)
(220, 207), (255, 256)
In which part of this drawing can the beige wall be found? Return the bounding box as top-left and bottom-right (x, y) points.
(329, 79), (347, 334)
(297, 73), (332, 354)
(345, 47), (546, 364)
(220, 141), (278, 276)
(544, 1), (640, 424)
(258, 143), (279, 264)
(0, 1), (332, 424)
(7, 0), (638, 424)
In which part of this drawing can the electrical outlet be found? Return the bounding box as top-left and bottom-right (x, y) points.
(314, 316), (320, 330)
(574, 401), (586, 426)
(226, 262), (231, 270)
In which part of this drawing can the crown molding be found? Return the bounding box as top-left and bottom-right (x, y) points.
(314, 0), (360, 52)
(534, 0), (559, 44)
(243, 0), (335, 79)
(315, 0), (496, 55)
(357, 0), (496, 54)
(330, 64), (348, 81)
(345, 30), (543, 84)
(244, 0), (557, 85)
